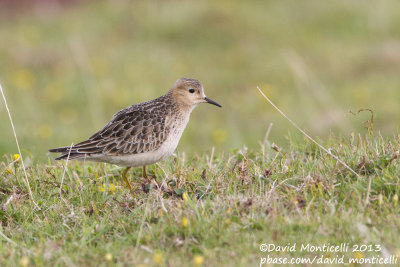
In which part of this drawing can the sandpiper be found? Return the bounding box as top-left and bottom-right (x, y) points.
(49, 78), (221, 189)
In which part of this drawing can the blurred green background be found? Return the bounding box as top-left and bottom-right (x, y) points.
(1, 0), (400, 160)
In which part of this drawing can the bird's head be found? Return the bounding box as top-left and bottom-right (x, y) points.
(170, 78), (222, 110)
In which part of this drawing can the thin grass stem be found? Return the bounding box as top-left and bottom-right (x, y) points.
(257, 86), (360, 178)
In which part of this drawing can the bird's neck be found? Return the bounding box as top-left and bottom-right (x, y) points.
(166, 90), (196, 114)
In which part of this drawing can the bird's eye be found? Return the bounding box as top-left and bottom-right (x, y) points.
(188, 88), (195, 93)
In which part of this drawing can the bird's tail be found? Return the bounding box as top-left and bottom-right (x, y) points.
(54, 153), (87, 160)
(48, 147), (85, 160)
(49, 140), (102, 160)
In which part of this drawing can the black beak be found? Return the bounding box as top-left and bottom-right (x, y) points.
(204, 97), (222, 108)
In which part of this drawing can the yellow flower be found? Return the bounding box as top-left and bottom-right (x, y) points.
(14, 154), (21, 162)
(182, 192), (188, 202)
(20, 256), (29, 267)
(212, 129), (227, 145)
(37, 124), (53, 140)
(5, 168), (13, 174)
(182, 217), (188, 228)
(393, 194), (398, 204)
(104, 253), (113, 261)
(353, 251), (363, 260)
(12, 69), (35, 91)
(193, 255), (204, 266)
(108, 183), (116, 194)
(99, 183), (117, 194)
(98, 184), (106, 192)
(153, 252), (163, 265)
(43, 82), (66, 102)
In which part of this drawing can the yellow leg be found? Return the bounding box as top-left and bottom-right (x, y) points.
(143, 166), (147, 179)
(122, 167), (132, 190)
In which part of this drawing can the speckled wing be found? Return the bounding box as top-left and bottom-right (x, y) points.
(50, 97), (172, 159)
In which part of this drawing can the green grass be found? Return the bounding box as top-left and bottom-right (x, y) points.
(1, 134), (399, 266)
(1, 0), (400, 159)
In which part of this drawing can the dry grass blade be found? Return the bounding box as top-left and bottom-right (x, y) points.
(364, 175), (373, 207)
(257, 86), (360, 178)
(0, 229), (31, 254)
(0, 230), (18, 247)
(0, 82), (40, 209)
(60, 143), (74, 197)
